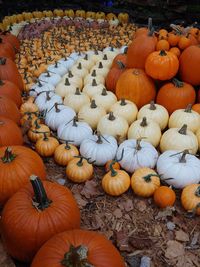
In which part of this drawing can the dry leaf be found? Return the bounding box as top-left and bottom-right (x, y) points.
(81, 180), (101, 199)
(165, 240), (185, 259)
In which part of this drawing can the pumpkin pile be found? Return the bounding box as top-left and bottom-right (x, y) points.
(0, 8), (200, 267)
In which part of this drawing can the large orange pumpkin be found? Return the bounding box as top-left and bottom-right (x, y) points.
(105, 61), (126, 92)
(31, 229), (125, 267)
(179, 45), (200, 86)
(0, 116), (23, 147)
(116, 68), (156, 108)
(0, 95), (20, 124)
(0, 38), (15, 60)
(0, 79), (22, 107)
(0, 31), (20, 52)
(156, 78), (196, 114)
(111, 53), (127, 68)
(0, 146), (46, 206)
(1, 176), (80, 262)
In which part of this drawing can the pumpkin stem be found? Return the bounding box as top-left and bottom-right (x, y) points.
(90, 100), (97, 109)
(41, 132), (50, 141)
(68, 71), (73, 78)
(108, 112), (115, 121)
(84, 54), (88, 60)
(149, 101), (156, 110)
(61, 244), (94, 267)
(172, 78), (184, 88)
(103, 54), (108, 60)
(0, 58), (6, 65)
(34, 119), (41, 129)
(92, 79), (97, 86)
(91, 70), (96, 77)
(140, 117), (148, 127)
(135, 138), (143, 151)
(98, 62), (103, 69)
(46, 71), (51, 77)
(77, 62), (82, 69)
(143, 173), (159, 182)
(65, 78), (70, 86)
(46, 91), (51, 101)
(101, 88), (107, 96)
(147, 17), (153, 31)
(64, 140), (74, 150)
(96, 133), (103, 144)
(195, 186), (200, 197)
(120, 99), (127, 106)
(38, 80), (43, 87)
(30, 175), (52, 211)
(179, 149), (189, 163)
(133, 69), (140, 75)
(54, 103), (61, 113)
(116, 61), (125, 69)
(184, 104), (192, 113)
(1, 147), (16, 163)
(178, 124), (187, 135)
(75, 88), (81, 95)
(109, 148), (124, 176)
(72, 116), (78, 127)
(159, 50), (167, 56)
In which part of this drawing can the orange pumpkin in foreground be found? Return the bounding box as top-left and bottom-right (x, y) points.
(0, 79), (22, 107)
(0, 95), (21, 124)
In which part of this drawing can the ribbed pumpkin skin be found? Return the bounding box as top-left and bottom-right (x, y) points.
(0, 116), (23, 147)
(0, 146), (46, 206)
(105, 65), (125, 92)
(0, 95), (21, 124)
(116, 68), (156, 108)
(0, 38), (15, 60)
(1, 182), (80, 262)
(31, 229), (125, 267)
(0, 32), (20, 51)
(0, 80), (22, 107)
(111, 53), (127, 68)
(179, 45), (200, 86)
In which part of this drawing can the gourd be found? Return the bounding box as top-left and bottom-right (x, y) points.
(128, 117), (161, 147)
(1, 176), (80, 262)
(154, 186), (176, 208)
(137, 101), (169, 130)
(80, 133), (118, 166)
(54, 141), (79, 166)
(55, 78), (77, 98)
(78, 100), (106, 129)
(64, 88), (90, 113)
(168, 104), (200, 133)
(35, 91), (62, 112)
(39, 71), (61, 86)
(160, 124), (198, 154)
(181, 184), (200, 215)
(82, 79), (105, 98)
(35, 133), (59, 157)
(93, 88), (117, 112)
(156, 150), (200, 188)
(116, 139), (158, 173)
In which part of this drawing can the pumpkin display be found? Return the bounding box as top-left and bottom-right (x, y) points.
(0, 116), (23, 147)
(0, 146), (46, 206)
(181, 184), (200, 215)
(157, 150), (200, 188)
(66, 156), (94, 183)
(0, 95), (20, 124)
(35, 133), (59, 157)
(1, 176), (80, 262)
(156, 78), (196, 114)
(54, 142), (79, 166)
(116, 68), (156, 109)
(153, 186), (176, 208)
(131, 168), (160, 197)
(145, 50), (179, 80)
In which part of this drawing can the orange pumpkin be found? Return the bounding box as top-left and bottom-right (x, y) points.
(0, 95), (20, 124)
(181, 184), (200, 215)
(154, 186), (176, 208)
(169, 47), (181, 58)
(192, 103), (200, 114)
(156, 39), (170, 51)
(167, 33), (180, 47)
(116, 68), (156, 108)
(178, 35), (191, 50)
(105, 61), (126, 92)
(0, 79), (22, 107)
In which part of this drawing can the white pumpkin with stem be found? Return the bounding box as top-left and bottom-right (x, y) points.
(160, 124), (198, 154)
(39, 71), (61, 86)
(55, 78), (77, 98)
(90, 50), (103, 63)
(97, 112), (129, 142)
(45, 103), (76, 131)
(47, 62), (67, 76)
(34, 91), (62, 112)
(110, 99), (138, 125)
(97, 54), (113, 68)
(70, 62), (89, 78)
(82, 79), (105, 99)
(57, 57), (75, 70)
(93, 88), (117, 112)
(62, 71), (83, 89)
(168, 104), (200, 133)
(57, 116), (93, 146)
(64, 88), (90, 113)
(103, 47), (119, 59)
(76, 54), (95, 70)
(157, 150), (200, 189)
(90, 62), (109, 78)
(78, 100), (106, 130)
(128, 117), (161, 147)
(29, 80), (55, 97)
(84, 70), (105, 86)
(80, 133), (118, 166)
(137, 101), (169, 130)
(116, 138), (158, 173)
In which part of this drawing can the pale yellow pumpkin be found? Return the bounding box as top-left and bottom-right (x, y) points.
(64, 88), (90, 113)
(93, 88), (117, 112)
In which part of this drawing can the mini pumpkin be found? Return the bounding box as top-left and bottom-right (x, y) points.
(54, 142), (79, 166)
(154, 186), (176, 208)
(35, 133), (59, 157)
(181, 184), (200, 216)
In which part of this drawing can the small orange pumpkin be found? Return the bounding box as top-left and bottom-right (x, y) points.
(153, 186), (176, 208)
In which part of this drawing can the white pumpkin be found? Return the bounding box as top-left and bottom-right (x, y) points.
(157, 150), (200, 189)
(69, 51), (84, 61)
(80, 133), (118, 166)
(97, 112), (129, 142)
(29, 81), (55, 97)
(90, 50), (103, 63)
(128, 117), (161, 147)
(90, 62), (109, 77)
(103, 47), (119, 59)
(84, 70), (105, 86)
(57, 117), (93, 146)
(45, 103), (76, 131)
(110, 99), (138, 125)
(120, 46), (128, 54)
(76, 54), (95, 70)
(70, 62), (89, 78)
(116, 139), (158, 173)
(57, 57), (75, 70)
(35, 91), (62, 112)
(62, 71), (83, 89)
(55, 78), (77, 98)
(160, 124), (198, 154)
(137, 101), (169, 130)
(64, 88), (90, 113)
(78, 100), (106, 130)
(168, 105), (200, 133)
(47, 62), (67, 76)
(39, 71), (61, 86)
(97, 54), (112, 68)
(82, 80), (105, 99)
(93, 88), (117, 112)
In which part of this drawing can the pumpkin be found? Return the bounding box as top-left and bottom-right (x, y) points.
(137, 101), (169, 130)
(156, 150), (200, 188)
(169, 47), (181, 58)
(168, 104), (200, 133)
(64, 88), (90, 113)
(160, 124), (198, 154)
(0, 37), (15, 60)
(0, 31), (20, 51)
(145, 50), (179, 80)
(20, 96), (39, 114)
(156, 78), (196, 114)
(35, 91), (62, 112)
(181, 184), (200, 216)
(84, 70), (105, 86)
(1, 175), (80, 262)
(105, 61), (126, 92)
(29, 81), (55, 98)
(0, 117), (23, 147)
(0, 57), (24, 90)
(116, 139), (158, 173)
(93, 88), (117, 112)
(35, 133), (59, 157)
(20, 112), (39, 127)
(82, 79), (105, 98)
(111, 53), (127, 69)
(39, 71), (61, 87)
(156, 39), (170, 51)
(131, 168), (160, 197)
(80, 133), (118, 166)
(0, 95), (20, 124)
(116, 68), (156, 109)
(192, 104), (200, 114)
(66, 156), (94, 183)
(178, 35), (191, 50)
(54, 142), (79, 166)
(128, 117), (161, 147)
(28, 120), (50, 143)
(55, 78), (77, 98)
(118, 12), (129, 24)
(0, 146), (46, 206)
(167, 33), (180, 47)
(105, 160), (120, 173)
(153, 186), (176, 208)
(0, 79), (22, 107)
(179, 45), (200, 86)
(70, 62), (89, 79)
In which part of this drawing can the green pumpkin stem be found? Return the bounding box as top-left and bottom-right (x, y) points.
(172, 78), (184, 88)
(159, 50), (167, 56)
(41, 132), (50, 141)
(116, 61), (125, 69)
(178, 124), (187, 135)
(61, 245), (94, 267)
(149, 101), (156, 110)
(143, 173), (159, 182)
(184, 104), (192, 113)
(1, 147), (16, 163)
(34, 119), (41, 129)
(30, 175), (52, 211)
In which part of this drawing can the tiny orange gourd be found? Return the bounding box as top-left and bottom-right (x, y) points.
(153, 186), (176, 208)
